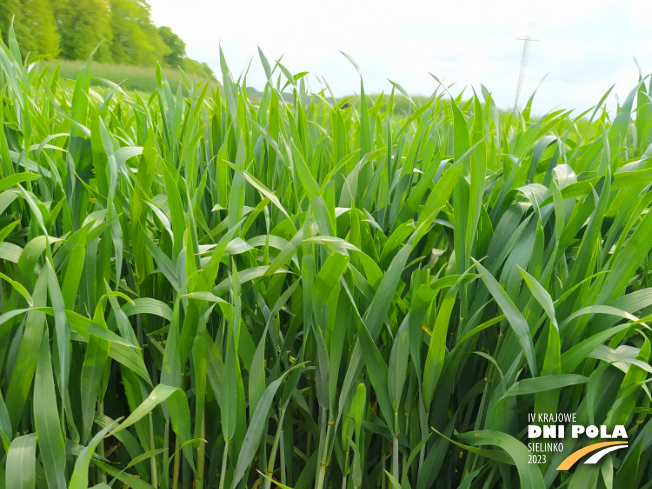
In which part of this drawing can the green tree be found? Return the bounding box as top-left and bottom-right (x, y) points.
(159, 26), (214, 78)
(56, 0), (113, 62)
(182, 57), (214, 78)
(158, 26), (185, 67)
(22, 0), (59, 58)
(110, 0), (169, 66)
(1, 0), (210, 72)
(0, 0), (59, 58)
(0, 0), (21, 44)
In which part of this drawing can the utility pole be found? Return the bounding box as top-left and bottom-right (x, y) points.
(513, 33), (538, 117)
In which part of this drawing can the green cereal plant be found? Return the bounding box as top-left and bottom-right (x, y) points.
(1, 24), (652, 489)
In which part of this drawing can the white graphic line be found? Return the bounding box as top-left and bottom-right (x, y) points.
(584, 445), (628, 464)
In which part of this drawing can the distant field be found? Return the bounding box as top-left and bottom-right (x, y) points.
(46, 59), (217, 93)
(47, 60), (436, 113)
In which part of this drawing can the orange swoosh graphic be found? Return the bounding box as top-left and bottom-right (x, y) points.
(557, 442), (628, 471)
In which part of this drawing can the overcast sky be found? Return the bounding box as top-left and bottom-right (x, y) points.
(148, 0), (652, 115)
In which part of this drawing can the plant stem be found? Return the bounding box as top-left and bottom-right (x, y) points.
(196, 413), (205, 489)
(219, 440), (229, 489)
(280, 418), (286, 485)
(315, 410), (332, 489)
(150, 413), (158, 488)
(163, 420), (170, 489)
(264, 406), (287, 489)
(172, 438), (180, 489)
(98, 400), (106, 484)
(392, 413), (399, 483)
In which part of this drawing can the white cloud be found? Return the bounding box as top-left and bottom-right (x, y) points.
(148, 0), (652, 114)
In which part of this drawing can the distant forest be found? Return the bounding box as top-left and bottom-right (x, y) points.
(0, 0), (213, 78)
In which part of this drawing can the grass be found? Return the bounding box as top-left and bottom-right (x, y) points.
(46, 59), (217, 93)
(49, 61), (425, 115)
(2, 25), (652, 489)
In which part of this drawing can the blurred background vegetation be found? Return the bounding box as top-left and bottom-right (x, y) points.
(49, 59), (217, 93)
(0, 0), (531, 115)
(0, 0), (214, 79)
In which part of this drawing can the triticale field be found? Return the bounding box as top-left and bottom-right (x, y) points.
(1, 26), (652, 489)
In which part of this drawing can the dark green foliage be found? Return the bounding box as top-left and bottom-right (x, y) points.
(109, 0), (170, 65)
(1, 0), (59, 58)
(54, 0), (113, 61)
(22, 0), (60, 58)
(0, 0), (20, 42)
(158, 25), (185, 67)
(1, 0), (210, 73)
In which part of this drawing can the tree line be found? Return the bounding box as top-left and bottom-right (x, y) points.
(0, 0), (213, 78)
